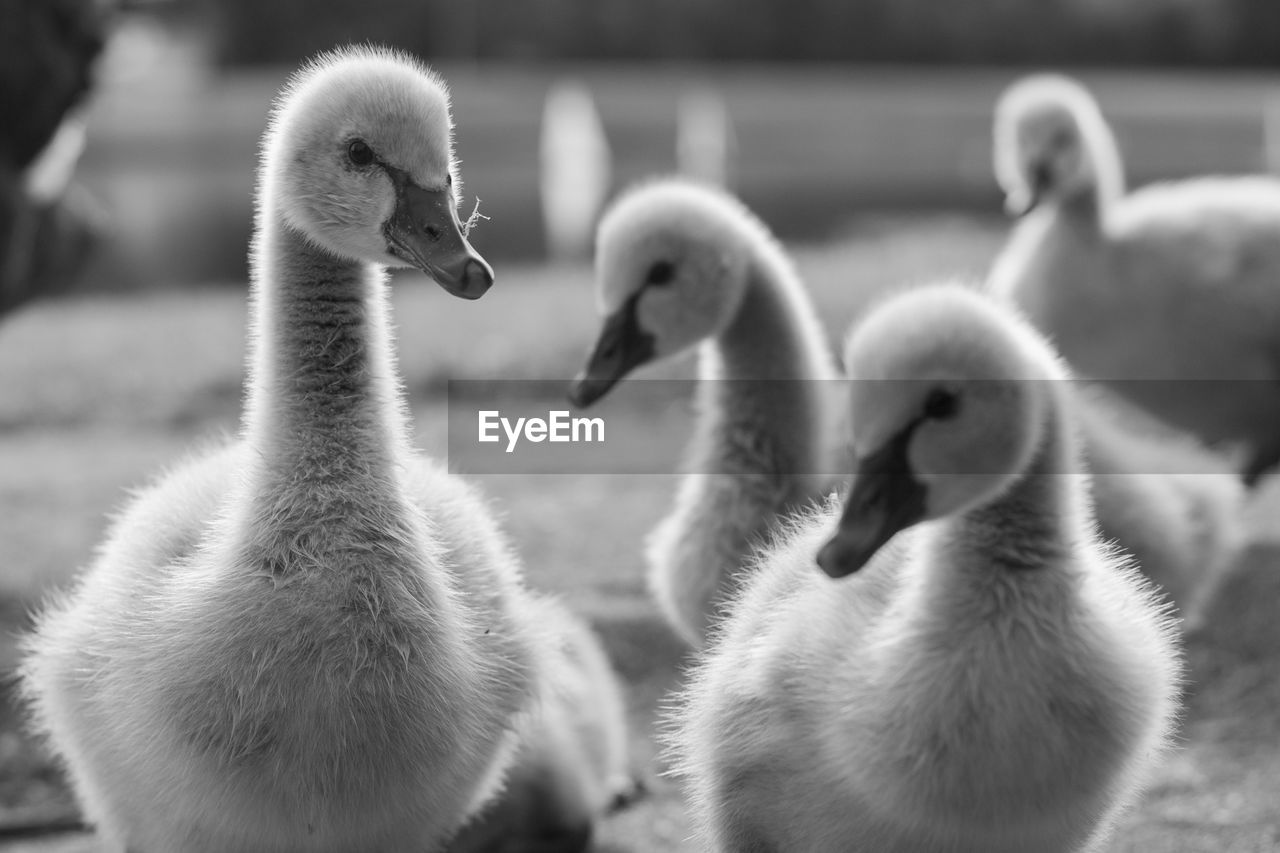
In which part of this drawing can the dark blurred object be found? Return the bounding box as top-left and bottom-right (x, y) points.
(210, 0), (1268, 68)
(0, 0), (117, 316)
(1226, 0), (1280, 66)
(0, 180), (99, 315)
(0, 0), (109, 172)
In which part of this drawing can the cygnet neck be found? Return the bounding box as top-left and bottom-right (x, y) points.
(242, 208), (411, 490)
(696, 246), (837, 480)
(936, 383), (1086, 577)
(714, 249), (831, 381)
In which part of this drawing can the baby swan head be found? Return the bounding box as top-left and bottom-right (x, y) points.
(993, 74), (1122, 217)
(264, 46), (493, 298)
(818, 284), (1067, 577)
(569, 179), (758, 406)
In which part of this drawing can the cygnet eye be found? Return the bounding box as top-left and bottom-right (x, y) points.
(348, 139), (375, 167)
(924, 388), (960, 421)
(645, 260), (677, 287)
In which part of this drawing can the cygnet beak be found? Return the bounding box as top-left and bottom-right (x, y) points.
(1006, 160), (1053, 218)
(383, 176), (494, 300)
(568, 292), (655, 408)
(817, 429), (927, 579)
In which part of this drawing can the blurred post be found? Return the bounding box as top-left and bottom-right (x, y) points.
(539, 79), (611, 262)
(1266, 95), (1280, 175)
(677, 84), (735, 188)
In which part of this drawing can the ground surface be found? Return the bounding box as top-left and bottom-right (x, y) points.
(1, 218), (1279, 850)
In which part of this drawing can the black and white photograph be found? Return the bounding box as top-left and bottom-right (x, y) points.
(1, 0), (1279, 850)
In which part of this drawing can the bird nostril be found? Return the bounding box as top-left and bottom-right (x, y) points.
(424, 225), (441, 241)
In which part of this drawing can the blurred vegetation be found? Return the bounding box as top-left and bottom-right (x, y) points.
(209, 0), (1277, 67)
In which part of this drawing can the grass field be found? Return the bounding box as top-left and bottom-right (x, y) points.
(2, 215), (1280, 851)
